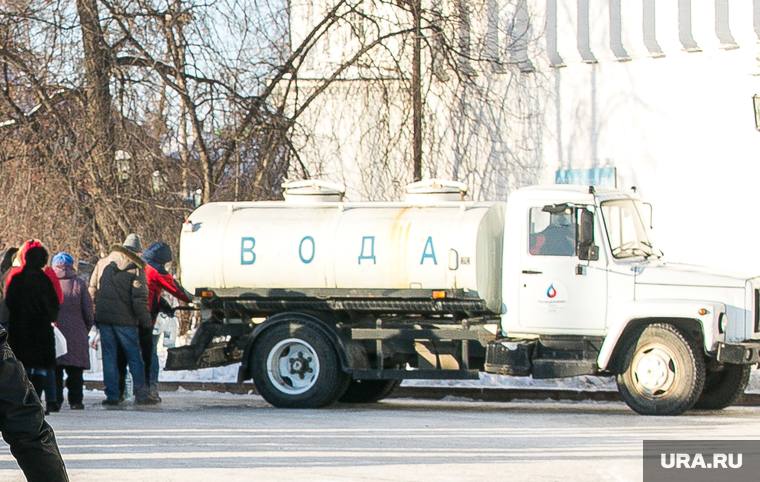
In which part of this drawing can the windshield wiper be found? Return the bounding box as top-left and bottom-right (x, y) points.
(639, 241), (662, 259)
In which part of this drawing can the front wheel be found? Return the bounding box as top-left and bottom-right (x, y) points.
(251, 322), (348, 408)
(616, 323), (705, 415)
(693, 364), (751, 410)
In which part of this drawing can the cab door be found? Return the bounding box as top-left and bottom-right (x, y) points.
(517, 205), (608, 335)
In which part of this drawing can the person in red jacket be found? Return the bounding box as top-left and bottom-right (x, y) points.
(4, 240), (63, 304)
(141, 242), (191, 400)
(4, 240), (63, 413)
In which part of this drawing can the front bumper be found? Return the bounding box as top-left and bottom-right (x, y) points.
(716, 342), (760, 364)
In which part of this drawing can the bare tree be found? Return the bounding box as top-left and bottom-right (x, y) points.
(0, 0), (543, 262)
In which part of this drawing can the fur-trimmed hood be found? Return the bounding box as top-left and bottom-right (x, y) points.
(106, 245), (146, 271)
(90, 245), (151, 328)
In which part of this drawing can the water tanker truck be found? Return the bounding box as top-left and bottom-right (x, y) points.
(168, 179), (760, 415)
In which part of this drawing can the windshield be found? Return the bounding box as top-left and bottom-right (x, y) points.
(600, 199), (656, 259)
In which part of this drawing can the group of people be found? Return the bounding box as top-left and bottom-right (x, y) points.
(0, 233), (190, 481)
(89, 233), (191, 405)
(0, 233), (190, 411)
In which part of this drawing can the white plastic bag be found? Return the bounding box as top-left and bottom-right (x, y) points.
(53, 325), (67, 358)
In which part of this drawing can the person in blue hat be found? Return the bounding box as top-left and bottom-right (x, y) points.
(51, 252), (94, 410)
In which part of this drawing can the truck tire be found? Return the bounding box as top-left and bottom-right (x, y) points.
(616, 323), (705, 415)
(339, 379), (400, 403)
(693, 364), (751, 410)
(251, 322), (349, 408)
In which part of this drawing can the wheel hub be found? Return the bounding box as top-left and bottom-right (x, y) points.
(266, 338), (321, 395)
(289, 352), (313, 379)
(633, 345), (677, 398)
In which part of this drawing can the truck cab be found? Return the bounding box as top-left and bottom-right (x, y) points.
(487, 185), (760, 414)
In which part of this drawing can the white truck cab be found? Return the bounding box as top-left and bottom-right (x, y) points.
(488, 185), (760, 414)
(175, 181), (760, 415)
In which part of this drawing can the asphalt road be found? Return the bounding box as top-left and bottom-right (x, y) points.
(2, 390), (760, 481)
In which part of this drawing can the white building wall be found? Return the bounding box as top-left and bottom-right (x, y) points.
(288, 0), (760, 273)
(545, 0), (760, 272)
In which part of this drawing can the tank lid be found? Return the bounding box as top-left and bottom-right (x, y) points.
(282, 179), (345, 202)
(404, 179), (468, 201)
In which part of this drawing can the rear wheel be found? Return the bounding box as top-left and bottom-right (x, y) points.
(693, 364), (751, 410)
(616, 323), (705, 415)
(339, 379), (400, 403)
(251, 322), (348, 408)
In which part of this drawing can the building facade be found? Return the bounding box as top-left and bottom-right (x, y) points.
(288, 0), (760, 272)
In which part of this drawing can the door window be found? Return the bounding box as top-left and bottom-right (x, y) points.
(528, 207), (576, 256)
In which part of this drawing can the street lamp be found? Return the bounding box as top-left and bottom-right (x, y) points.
(115, 150), (132, 181)
(151, 170), (166, 193)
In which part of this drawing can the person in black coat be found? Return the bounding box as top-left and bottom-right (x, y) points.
(0, 247), (18, 329)
(0, 327), (69, 481)
(5, 244), (60, 406)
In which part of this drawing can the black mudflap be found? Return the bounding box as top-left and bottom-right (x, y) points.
(484, 340), (535, 376)
(165, 346), (198, 371)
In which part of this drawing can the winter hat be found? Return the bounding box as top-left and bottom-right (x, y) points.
(122, 233), (143, 253)
(24, 246), (48, 270)
(143, 242), (173, 273)
(52, 252), (74, 267)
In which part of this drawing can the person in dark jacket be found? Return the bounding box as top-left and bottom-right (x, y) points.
(5, 241), (60, 413)
(51, 252), (95, 410)
(5, 242), (63, 304)
(142, 242), (191, 399)
(89, 235), (156, 405)
(0, 247), (18, 329)
(0, 328), (69, 482)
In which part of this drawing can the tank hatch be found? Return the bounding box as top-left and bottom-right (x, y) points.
(282, 179), (346, 203)
(404, 179), (468, 202)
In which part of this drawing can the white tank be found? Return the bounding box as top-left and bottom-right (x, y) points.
(179, 188), (506, 314)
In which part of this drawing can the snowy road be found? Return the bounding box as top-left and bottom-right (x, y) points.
(2, 391), (760, 481)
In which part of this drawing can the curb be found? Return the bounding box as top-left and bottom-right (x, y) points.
(82, 381), (760, 406)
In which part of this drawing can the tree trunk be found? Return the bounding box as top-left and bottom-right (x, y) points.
(411, 0), (423, 182)
(76, 0), (124, 251)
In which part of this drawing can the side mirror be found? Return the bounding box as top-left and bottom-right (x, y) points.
(577, 209), (600, 261)
(641, 202), (653, 229)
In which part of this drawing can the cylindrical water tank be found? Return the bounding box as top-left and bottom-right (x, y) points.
(179, 190), (505, 314)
